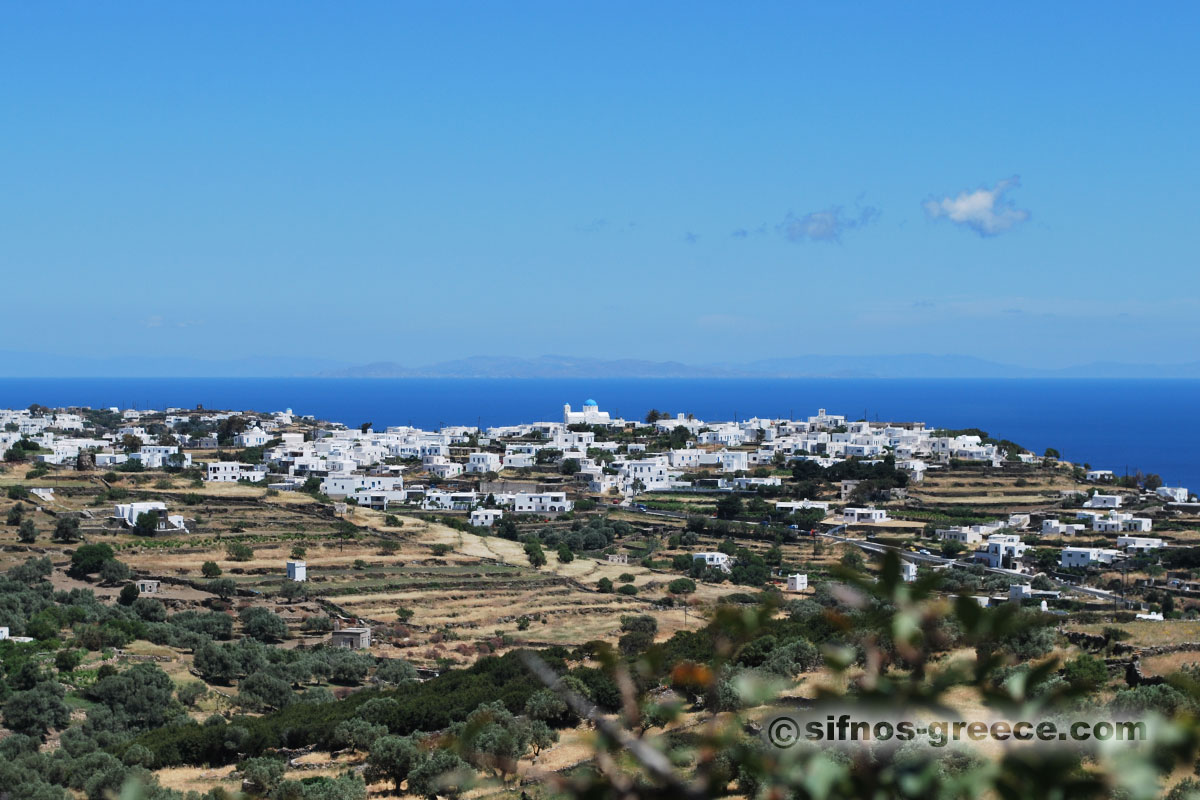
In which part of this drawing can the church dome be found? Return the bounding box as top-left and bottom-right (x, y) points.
(584, 399), (598, 407)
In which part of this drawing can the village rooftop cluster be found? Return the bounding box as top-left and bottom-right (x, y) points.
(2, 399), (1194, 608)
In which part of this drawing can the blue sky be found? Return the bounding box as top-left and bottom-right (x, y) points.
(1, 2), (1197, 368)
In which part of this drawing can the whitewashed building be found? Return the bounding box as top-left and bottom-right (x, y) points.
(843, 507), (888, 524)
(427, 461), (464, 479)
(563, 399), (614, 426)
(466, 452), (502, 474)
(1116, 536), (1165, 554)
(502, 453), (536, 469)
(320, 474), (403, 497)
(669, 449), (704, 469)
(1041, 519), (1087, 536)
(422, 490), (478, 511)
(693, 552), (731, 573)
(513, 492), (572, 515)
(113, 502), (187, 532)
(206, 462), (267, 483)
(1157, 486), (1190, 503)
(235, 428), (270, 447)
(469, 508), (503, 527)
(1084, 494), (1123, 509)
(775, 500), (831, 515)
(1060, 547), (1122, 568)
(974, 534), (1027, 569)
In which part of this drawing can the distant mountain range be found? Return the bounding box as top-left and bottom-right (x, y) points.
(320, 356), (738, 379)
(0, 351), (347, 378)
(322, 354), (1200, 379)
(2, 350), (1200, 379)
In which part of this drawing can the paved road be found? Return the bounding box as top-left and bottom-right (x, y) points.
(625, 505), (1130, 606)
(815, 527), (1130, 605)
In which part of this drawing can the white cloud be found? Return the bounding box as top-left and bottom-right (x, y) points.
(778, 205), (880, 243)
(923, 176), (1030, 236)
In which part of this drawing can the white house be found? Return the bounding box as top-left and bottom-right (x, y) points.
(128, 446), (191, 469)
(427, 461), (465, 479)
(113, 502), (187, 533)
(900, 561), (918, 582)
(502, 453), (535, 469)
(352, 489), (409, 510)
(469, 508), (503, 527)
(669, 449), (704, 469)
(897, 459), (928, 482)
(974, 534), (1027, 569)
(422, 490), (478, 511)
(1086, 469), (1115, 482)
(287, 560), (307, 582)
(235, 427), (270, 447)
(1157, 486), (1190, 503)
(786, 573), (808, 591)
(113, 501), (167, 526)
(732, 476), (782, 490)
(693, 552), (731, 573)
(1060, 547), (1122, 568)
(466, 452), (502, 474)
(206, 461), (267, 483)
(1090, 512), (1152, 533)
(939, 527), (984, 546)
(843, 507), (888, 524)
(656, 413), (706, 436)
(1084, 494), (1123, 509)
(776, 500), (831, 515)
(1041, 519), (1086, 537)
(623, 458), (678, 491)
(717, 450), (750, 473)
(1116, 536), (1164, 554)
(1009, 583), (1033, 601)
(554, 429), (596, 454)
(320, 474), (403, 497)
(513, 492), (572, 515)
(807, 408), (847, 429)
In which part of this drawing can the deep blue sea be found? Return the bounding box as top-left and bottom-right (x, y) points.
(0, 378), (1195, 490)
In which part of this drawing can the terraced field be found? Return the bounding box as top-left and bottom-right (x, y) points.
(906, 465), (1084, 509)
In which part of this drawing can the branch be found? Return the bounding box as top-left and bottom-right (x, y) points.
(518, 650), (705, 800)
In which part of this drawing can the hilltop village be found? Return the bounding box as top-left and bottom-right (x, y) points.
(2, 398), (1200, 798)
(3, 400), (1193, 592)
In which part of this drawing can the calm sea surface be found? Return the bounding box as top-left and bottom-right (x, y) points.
(0, 378), (1195, 489)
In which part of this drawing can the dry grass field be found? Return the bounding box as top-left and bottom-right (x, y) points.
(0, 464), (731, 670)
(906, 466), (1087, 509)
(5, 457), (1200, 798)
(1066, 620), (1200, 649)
